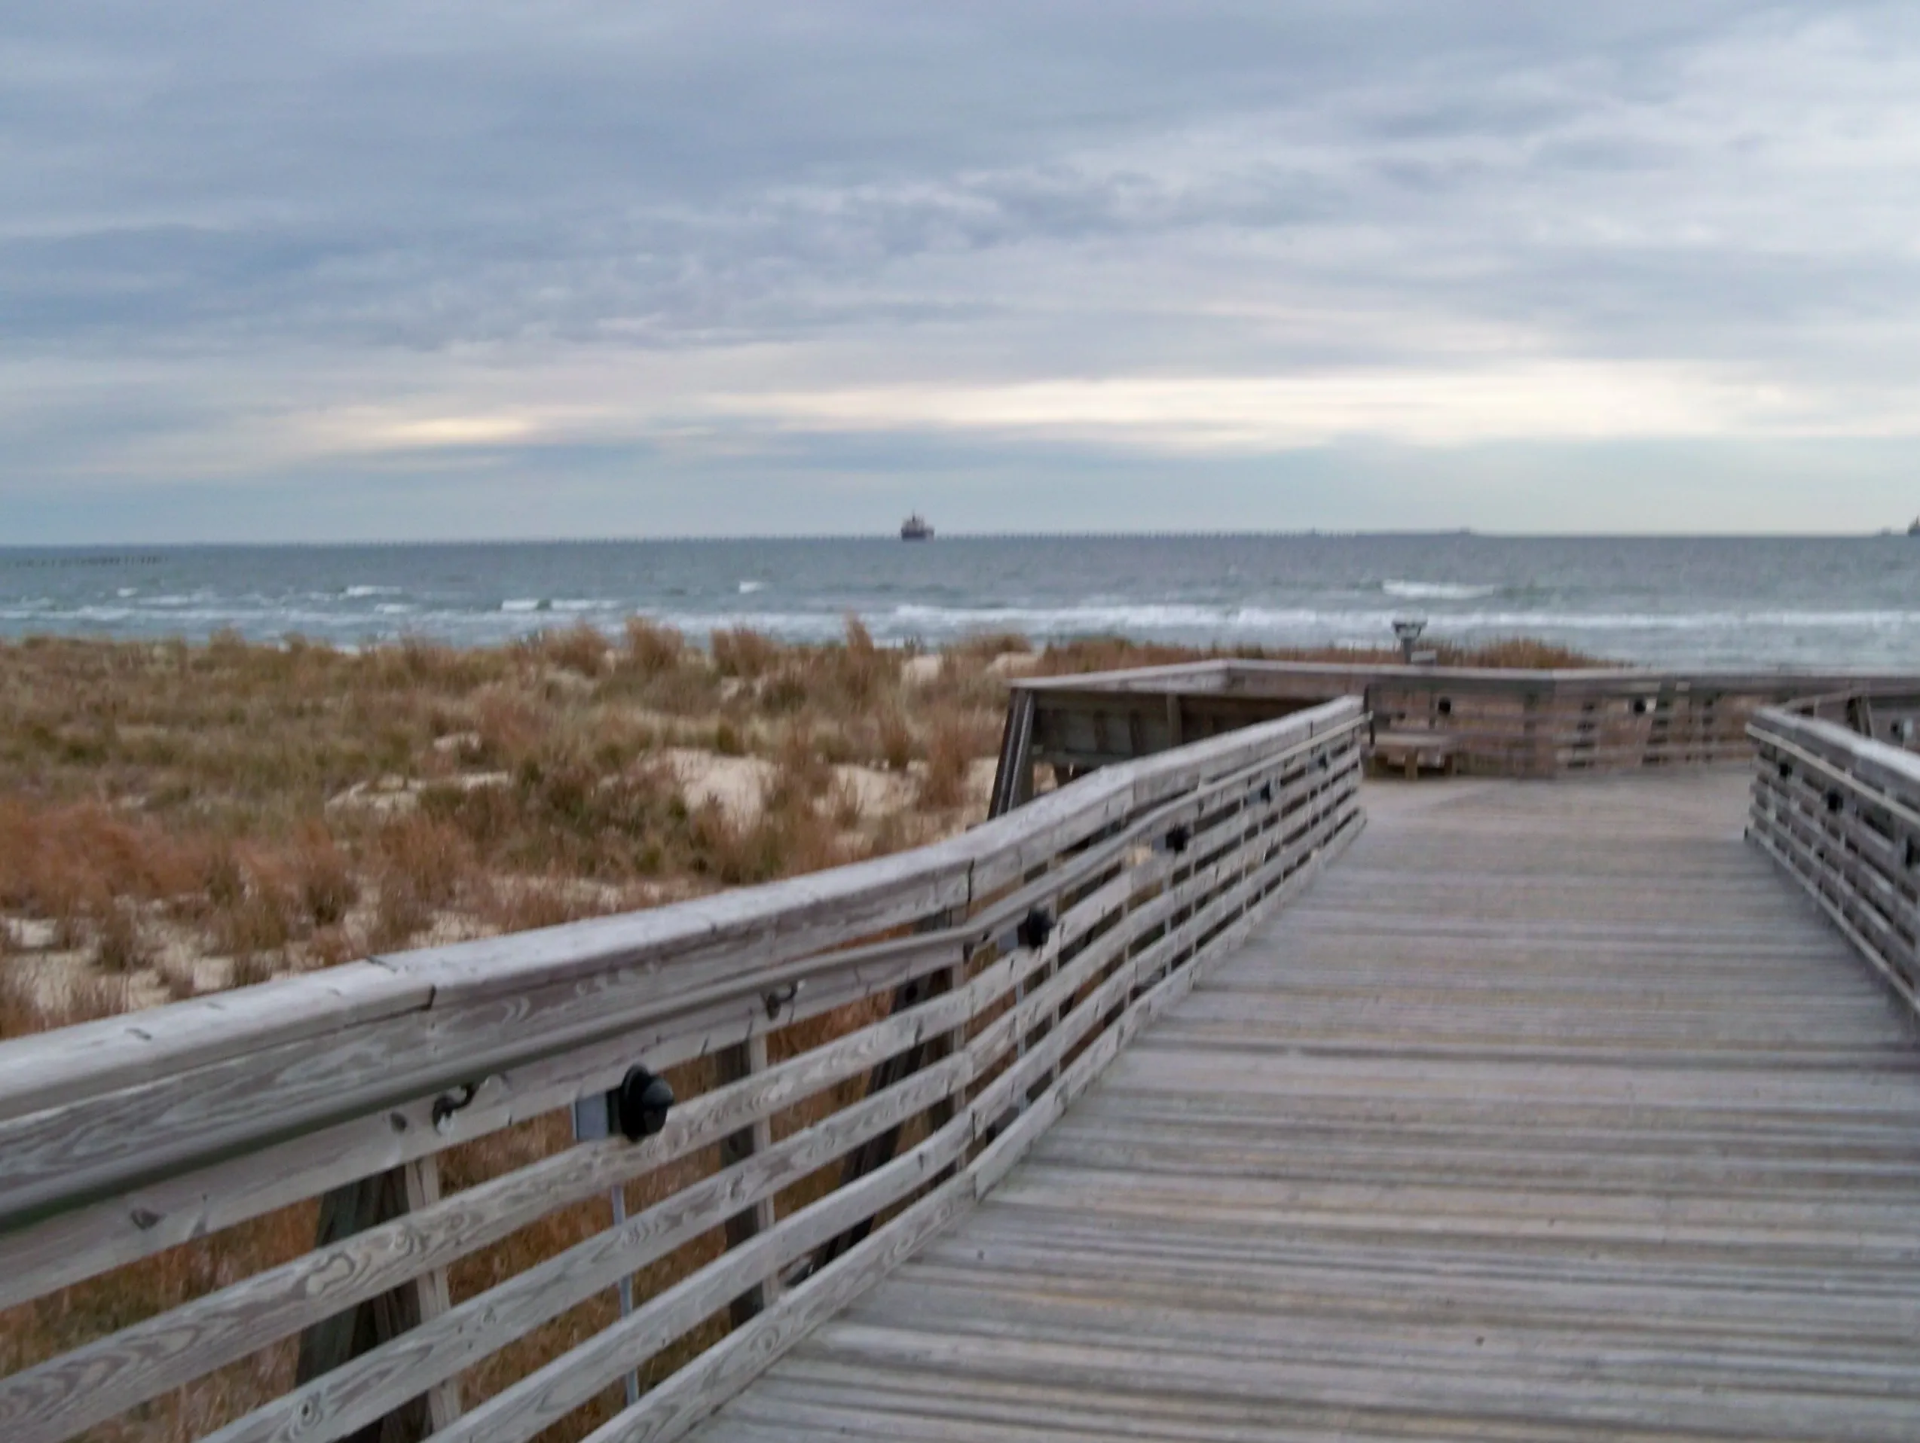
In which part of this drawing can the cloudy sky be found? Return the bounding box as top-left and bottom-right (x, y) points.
(7, 2), (1920, 541)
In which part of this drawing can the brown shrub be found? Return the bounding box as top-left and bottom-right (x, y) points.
(212, 885), (295, 961)
(289, 823), (357, 926)
(762, 725), (832, 814)
(472, 687), (546, 768)
(375, 813), (474, 911)
(532, 622), (610, 678)
(1439, 637), (1607, 669)
(710, 627), (779, 679)
(683, 794), (844, 886)
(478, 878), (622, 935)
(92, 902), (149, 975)
(917, 712), (982, 811)
(951, 630), (1031, 659)
(0, 802), (199, 915)
(308, 925), (355, 969)
(202, 844), (246, 914)
(230, 951), (279, 988)
(876, 708), (914, 772)
(836, 616), (892, 703)
(621, 617), (685, 676)
(757, 666), (811, 714)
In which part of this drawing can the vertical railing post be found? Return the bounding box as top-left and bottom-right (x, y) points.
(989, 690), (1038, 817)
(569, 1090), (641, 1407)
(714, 1032), (778, 1326)
(295, 1156), (461, 1442)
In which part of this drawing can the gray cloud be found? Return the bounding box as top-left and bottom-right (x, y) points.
(5, 2), (1920, 537)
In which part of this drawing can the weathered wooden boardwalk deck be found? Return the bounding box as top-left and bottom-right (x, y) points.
(696, 771), (1920, 1442)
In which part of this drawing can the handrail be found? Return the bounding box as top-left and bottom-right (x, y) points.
(1747, 706), (1920, 1017)
(1000, 660), (1920, 787)
(0, 695), (1366, 1443)
(0, 698), (1361, 1227)
(1014, 659), (1920, 695)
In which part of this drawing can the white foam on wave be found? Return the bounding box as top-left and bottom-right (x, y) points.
(344, 584), (403, 598)
(1382, 580), (1500, 601)
(500, 598), (549, 613)
(738, 580), (766, 594)
(879, 601), (1920, 636)
(375, 603), (415, 615)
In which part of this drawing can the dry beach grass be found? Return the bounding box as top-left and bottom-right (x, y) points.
(0, 621), (1599, 1440)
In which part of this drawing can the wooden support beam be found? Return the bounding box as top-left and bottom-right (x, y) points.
(713, 1034), (779, 1326)
(295, 1156), (459, 1442)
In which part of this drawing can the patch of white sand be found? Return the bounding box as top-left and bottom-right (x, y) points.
(661, 747), (775, 820)
(901, 654), (943, 687)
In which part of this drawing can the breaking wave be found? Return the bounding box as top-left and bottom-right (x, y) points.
(1381, 579), (1501, 601)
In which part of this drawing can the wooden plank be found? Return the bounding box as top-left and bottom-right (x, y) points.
(0, 962), (429, 1125)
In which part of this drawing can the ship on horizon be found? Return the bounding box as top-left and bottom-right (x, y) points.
(900, 513), (934, 541)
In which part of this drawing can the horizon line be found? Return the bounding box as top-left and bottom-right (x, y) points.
(1, 527), (1914, 550)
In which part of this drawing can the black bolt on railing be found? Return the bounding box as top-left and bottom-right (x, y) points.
(615, 1067), (675, 1141)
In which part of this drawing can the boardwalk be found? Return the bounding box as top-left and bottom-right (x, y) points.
(696, 771), (1920, 1442)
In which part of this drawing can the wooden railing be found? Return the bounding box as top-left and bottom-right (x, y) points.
(995, 661), (1918, 805)
(0, 697), (1366, 1443)
(1777, 687), (1920, 753)
(1748, 705), (1920, 1017)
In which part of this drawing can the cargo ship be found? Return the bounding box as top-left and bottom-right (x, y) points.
(900, 513), (934, 541)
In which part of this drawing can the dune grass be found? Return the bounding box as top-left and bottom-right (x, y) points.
(0, 621), (1600, 1032)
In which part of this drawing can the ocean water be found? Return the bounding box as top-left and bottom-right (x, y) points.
(4, 535), (1919, 669)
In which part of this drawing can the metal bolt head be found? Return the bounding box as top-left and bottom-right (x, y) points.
(616, 1066), (675, 1140)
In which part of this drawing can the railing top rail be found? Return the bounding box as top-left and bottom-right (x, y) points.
(1751, 704), (1920, 792)
(1003, 659), (1236, 693)
(1013, 660), (1920, 696)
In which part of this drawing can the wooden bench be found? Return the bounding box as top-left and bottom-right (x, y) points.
(1371, 729), (1456, 779)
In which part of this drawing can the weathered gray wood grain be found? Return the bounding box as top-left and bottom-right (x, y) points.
(0, 1019), (980, 1442)
(427, 1120), (971, 1443)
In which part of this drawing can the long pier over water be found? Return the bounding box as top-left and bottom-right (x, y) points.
(3, 665), (1918, 1442)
